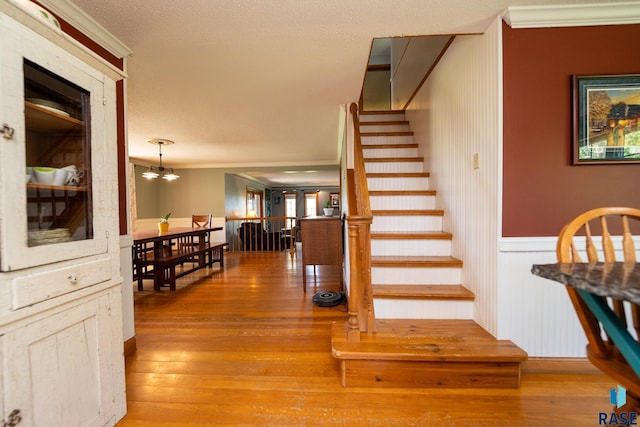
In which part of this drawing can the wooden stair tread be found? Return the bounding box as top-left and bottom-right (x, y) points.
(361, 110), (405, 115)
(362, 143), (418, 149)
(360, 120), (409, 126)
(369, 190), (436, 196)
(367, 172), (430, 178)
(361, 131), (414, 137)
(372, 284), (474, 300)
(371, 231), (452, 240)
(332, 320), (527, 362)
(364, 157), (423, 162)
(371, 255), (462, 267)
(372, 209), (443, 216)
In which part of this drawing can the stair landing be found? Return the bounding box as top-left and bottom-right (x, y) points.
(332, 319), (527, 388)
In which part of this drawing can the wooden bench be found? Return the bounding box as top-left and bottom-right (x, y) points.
(132, 227), (226, 291)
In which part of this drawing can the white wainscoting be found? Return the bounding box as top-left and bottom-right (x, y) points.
(497, 237), (586, 357)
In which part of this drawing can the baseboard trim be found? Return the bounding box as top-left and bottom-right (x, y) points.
(123, 336), (137, 356)
(522, 357), (599, 374)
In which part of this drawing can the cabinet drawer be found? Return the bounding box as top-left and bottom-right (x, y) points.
(11, 258), (111, 309)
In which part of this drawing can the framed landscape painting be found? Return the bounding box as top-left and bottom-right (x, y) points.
(573, 74), (640, 164)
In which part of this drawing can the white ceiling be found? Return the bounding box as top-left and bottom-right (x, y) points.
(62, 0), (619, 186)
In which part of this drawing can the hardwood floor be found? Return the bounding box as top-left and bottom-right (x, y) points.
(117, 249), (616, 426)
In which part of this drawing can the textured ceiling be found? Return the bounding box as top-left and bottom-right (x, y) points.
(65, 0), (620, 186)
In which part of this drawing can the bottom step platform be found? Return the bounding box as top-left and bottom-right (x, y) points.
(331, 319), (527, 389)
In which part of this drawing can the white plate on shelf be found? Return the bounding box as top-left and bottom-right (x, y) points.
(26, 98), (70, 117)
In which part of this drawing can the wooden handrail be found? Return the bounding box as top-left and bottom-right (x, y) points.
(346, 103), (375, 338)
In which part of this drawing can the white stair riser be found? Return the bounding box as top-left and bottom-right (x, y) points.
(370, 195), (436, 210)
(360, 113), (405, 122)
(365, 162), (423, 173)
(372, 215), (442, 232)
(372, 266), (461, 284)
(368, 177), (429, 191)
(371, 239), (451, 256)
(364, 147), (418, 158)
(360, 124), (409, 132)
(374, 299), (473, 319)
(360, 135), (413, 145)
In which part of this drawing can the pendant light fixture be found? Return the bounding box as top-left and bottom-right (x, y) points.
(142, 138), (180, 181)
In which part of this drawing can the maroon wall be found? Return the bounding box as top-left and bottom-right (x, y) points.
(502, 22), (640, 237)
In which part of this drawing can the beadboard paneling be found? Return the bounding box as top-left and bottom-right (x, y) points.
(406, 18), (502, 335)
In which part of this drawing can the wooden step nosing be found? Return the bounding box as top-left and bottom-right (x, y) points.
(372, 284), (475, 300)
(370, 190), (437, 196)
(371, 256), (463, 268)
(371, 232), (452, 240)
(361, 132), (414, 137)
(362, 144), (418, 149)
(372, 209), (443, 216)
(364, 157), (423, 163)
(367, 172), (430, 178)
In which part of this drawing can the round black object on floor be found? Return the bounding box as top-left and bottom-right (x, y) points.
(312, 291), (344, 307)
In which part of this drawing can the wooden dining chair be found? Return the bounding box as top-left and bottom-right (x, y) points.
(182, 214), (212, 264)
(556, 206), (640, 409)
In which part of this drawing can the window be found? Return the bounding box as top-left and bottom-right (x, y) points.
(304, 192), (318, 217)
(284, 192), (297, 229)
(246, 188), (263, 217)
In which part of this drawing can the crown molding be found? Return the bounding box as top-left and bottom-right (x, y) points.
(503, 2), (640, 28)
(37, 0), (132, 58)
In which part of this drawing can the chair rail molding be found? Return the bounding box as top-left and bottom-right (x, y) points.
(503, 2), (640, 28)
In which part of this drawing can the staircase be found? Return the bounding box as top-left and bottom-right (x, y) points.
(331, 110), (527, 388)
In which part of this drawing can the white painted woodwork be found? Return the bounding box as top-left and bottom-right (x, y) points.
(360, 113), (406, 122)
(370, 194), (435, 210)
(365, 160), (424, 174)
(360, 134), (414, 145)
(368, 176), (430, 191)
(360, 123), (410, 132)
(406, 18), (502, 336)
(371, 239), (451, 257)
(372, 215), (442, 232)
(374, 298), (473, 319)
(363, 146), (418, 158)
(0, 7), (125, 426)
(372, 266), (461, 285)
(0, 13), (112, 272)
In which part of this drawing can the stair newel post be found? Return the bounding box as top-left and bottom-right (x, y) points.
(347, 220), (362, 341)
(358, 218), (375, 334)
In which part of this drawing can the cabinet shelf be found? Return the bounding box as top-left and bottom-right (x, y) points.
(27, 183), (88, 192)
(25, 101), (83, 132)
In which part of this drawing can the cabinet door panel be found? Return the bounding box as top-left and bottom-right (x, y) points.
(4, 296), (114, 427)
(0, 15), (109, 272)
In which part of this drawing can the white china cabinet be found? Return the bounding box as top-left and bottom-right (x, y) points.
(0, 3), (126, 426)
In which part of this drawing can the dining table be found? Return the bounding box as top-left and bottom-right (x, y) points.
(531, 262), (640, 377)
(132, 226), (223, 291)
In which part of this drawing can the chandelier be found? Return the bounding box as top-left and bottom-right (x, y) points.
(142, 138), (180, 181)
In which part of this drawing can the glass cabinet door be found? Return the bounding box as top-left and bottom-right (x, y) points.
(0, 16), (111, 272)
(24, 59), (93, 247)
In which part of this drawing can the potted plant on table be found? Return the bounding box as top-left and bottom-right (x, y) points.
(158, 212), (171, 233)
(323, 200), (334, 217)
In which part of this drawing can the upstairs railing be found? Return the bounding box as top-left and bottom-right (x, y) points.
(225, 216), (297, 254)
(346, 102), (375, 340)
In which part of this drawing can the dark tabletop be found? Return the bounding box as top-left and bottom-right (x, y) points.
(531, 262), (640, 304)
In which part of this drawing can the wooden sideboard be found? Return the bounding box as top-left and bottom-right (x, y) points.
(300, 216), (343, 292)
